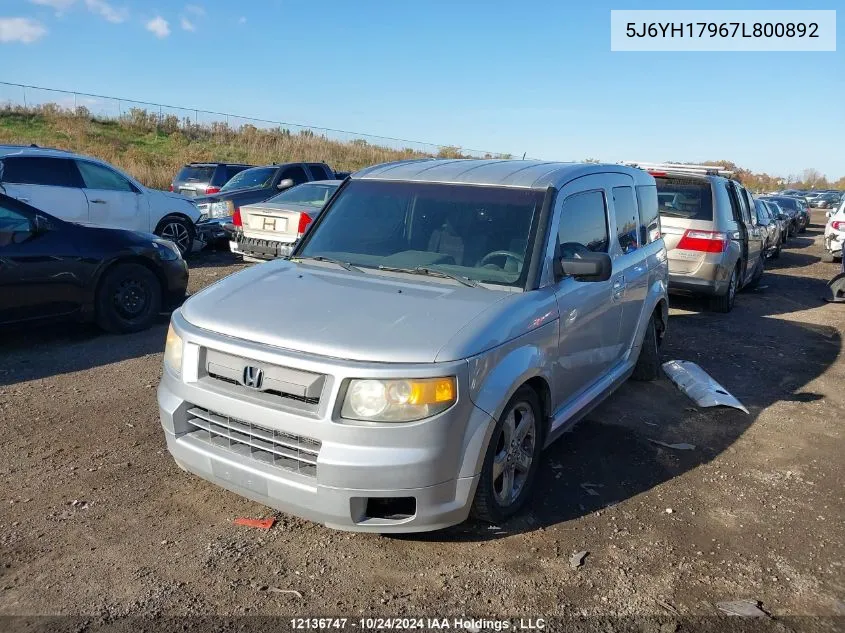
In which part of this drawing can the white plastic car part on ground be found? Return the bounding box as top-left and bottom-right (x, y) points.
(662, 360), (749, 414)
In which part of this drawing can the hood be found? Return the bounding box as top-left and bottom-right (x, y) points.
(180, 260), (514, 363)
(69, 222), (157, 246)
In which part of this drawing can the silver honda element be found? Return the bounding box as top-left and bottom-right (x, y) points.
(158, 159), (669, 533)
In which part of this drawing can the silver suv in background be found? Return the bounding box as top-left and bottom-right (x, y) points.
(158, 159), (669, 533)
(626, 163), (764, 313)
(170, 162), (254, 198)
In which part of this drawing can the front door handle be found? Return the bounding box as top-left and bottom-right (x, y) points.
(90, 199), (107, 204)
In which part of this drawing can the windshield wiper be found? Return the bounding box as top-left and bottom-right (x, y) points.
(377, 265), (480, 288)
(294, 255), (362, 273)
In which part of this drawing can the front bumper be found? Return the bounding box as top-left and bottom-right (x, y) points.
(161, 258), (189, 309)
(156, 317), (491, 532)
(196, 217), (234, 242)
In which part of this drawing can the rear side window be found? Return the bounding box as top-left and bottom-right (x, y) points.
(76, 161), (136, 192)
(654, 177), (713, 221)
(558, 190), (609, 255)
(307, 164), (331, 180)
(635, 185), (661, 244)
(1, 157), (83, 188)
(175, 165), (215, 182)
(279, 165), (309, 186)
(612, 186), (639, 254)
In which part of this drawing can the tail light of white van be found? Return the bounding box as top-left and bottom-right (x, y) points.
(832, 221), (845, 231)
(232, 208), (242, 227)
(297, 213), (313, 237)
(677, 229), (729, 253)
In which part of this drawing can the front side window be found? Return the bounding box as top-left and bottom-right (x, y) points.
(0, 200), (33, 246)
(612, 186), (639, 254)
(76, 161), (136, 192)
(267, 182), (339, 208)
(219, 167), (277, 192)
(279, 165), (309, 186)
(1, 157), (82, 188)
(299, 180), (543, 288)
(557, 190), (609, 257)
(307, 164), (331, 180)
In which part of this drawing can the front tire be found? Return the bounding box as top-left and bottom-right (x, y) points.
(471, 386), (544, 525)
(95, 263), (162, 333)
(156, 216), (195, 256)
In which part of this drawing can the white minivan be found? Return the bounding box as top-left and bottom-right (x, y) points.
(0, 146), (203, 255)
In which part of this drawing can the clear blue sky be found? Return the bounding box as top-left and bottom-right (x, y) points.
(2, 0), (843, 178)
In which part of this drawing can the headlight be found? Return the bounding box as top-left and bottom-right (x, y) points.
(340, 377), (456, 422)
(153, 239), (182, 261)
(209, 201), (234, 218)
(164, 324), (183, 375)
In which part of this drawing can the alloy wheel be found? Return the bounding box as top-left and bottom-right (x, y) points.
(492, 402), (536, 507)
(160, 222), (190, 253)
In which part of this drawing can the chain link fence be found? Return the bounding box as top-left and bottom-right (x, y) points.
(0, 81), (511, 159)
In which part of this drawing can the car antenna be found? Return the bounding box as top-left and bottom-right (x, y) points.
(522, 152), (526, 160)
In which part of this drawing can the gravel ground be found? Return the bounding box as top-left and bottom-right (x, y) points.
(1, 211), (843, 629)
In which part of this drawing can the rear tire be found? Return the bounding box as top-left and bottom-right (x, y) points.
(95, 263), (162, 334)
(710, 265), (739, 313)
(471, 386), (544, 525)
(632, 312), (663, 381)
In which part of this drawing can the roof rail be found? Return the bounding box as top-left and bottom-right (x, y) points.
(622, 161), (735, 178)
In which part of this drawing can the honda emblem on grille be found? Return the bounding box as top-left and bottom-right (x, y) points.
(242, 366), (264, 389)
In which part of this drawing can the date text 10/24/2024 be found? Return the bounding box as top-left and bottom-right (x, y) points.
(290, 618), (547, 631)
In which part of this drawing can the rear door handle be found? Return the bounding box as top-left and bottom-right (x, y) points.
(18, 197), (30, 203)
(90, 199), (107, 204)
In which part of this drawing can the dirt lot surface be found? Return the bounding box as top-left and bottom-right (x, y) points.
(1, 211), (843, 629)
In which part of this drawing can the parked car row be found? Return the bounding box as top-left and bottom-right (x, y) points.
(624, 162), (809, 313)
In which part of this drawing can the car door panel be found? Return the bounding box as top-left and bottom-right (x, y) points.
(0, 157), (89, 224)
(0, 205), (86, 324)
(608, 179), (649, 361)
(546, 177), (616, 407)
(76, 160), (146, 232)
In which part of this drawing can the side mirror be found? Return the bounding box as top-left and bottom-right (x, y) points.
(556, 252), (612, 282)
(277, 178), (294, 190)
(33, 215), (52, 233)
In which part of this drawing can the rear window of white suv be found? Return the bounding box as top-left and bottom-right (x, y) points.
(655, 177), (713, 221)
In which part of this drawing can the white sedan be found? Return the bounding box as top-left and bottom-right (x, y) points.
(822, 199), (845, 262)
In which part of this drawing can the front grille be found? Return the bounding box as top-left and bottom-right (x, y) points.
(186, 406), (320, 477)
(201, 349), (326, 413)
(207, 372), (319, 406)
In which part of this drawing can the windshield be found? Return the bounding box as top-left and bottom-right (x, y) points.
(655, 177), (713, 220)
(267, 182), (339, 208)
(220, 167), (276, 192)
(297, 180), (543, 288)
